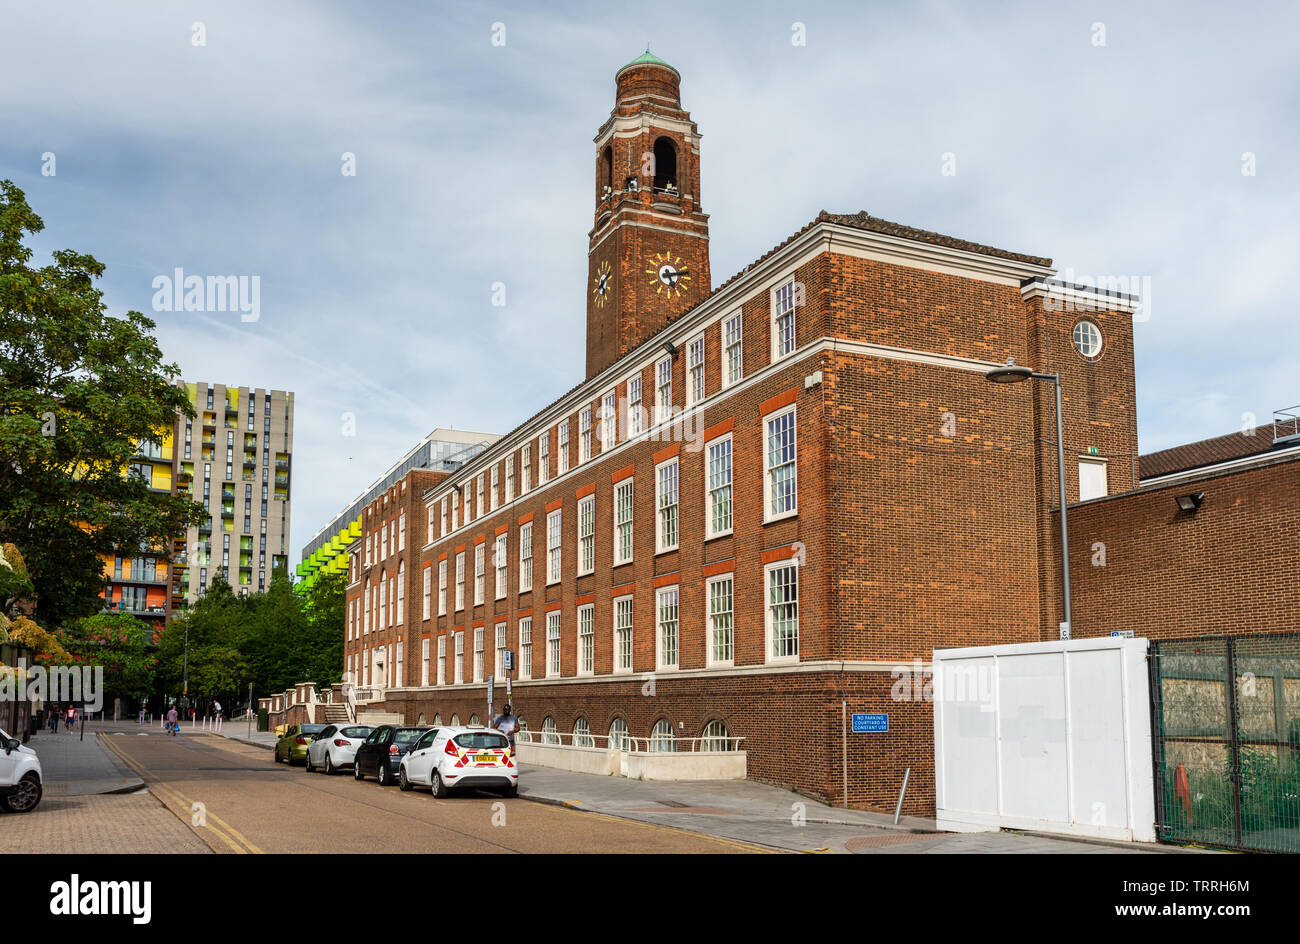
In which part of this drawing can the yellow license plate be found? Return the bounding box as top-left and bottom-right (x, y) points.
(472, 754), (497, 764)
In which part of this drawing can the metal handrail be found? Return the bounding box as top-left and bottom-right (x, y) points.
(515, 730), (745, 753)
(1273, 406), (1300, 444)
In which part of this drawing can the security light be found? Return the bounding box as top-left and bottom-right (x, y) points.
(662, 340), (678, 357)
(1175, 492), (1204, 512)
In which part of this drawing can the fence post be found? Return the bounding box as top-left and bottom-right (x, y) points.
(1224, 639), (1243, 848)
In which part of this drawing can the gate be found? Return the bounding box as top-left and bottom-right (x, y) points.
(1149, 634), (1300, 853)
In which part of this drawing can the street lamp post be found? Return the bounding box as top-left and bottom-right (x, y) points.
(985, 361), (1072, 637)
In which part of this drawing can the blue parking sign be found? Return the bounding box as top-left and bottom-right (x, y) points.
(852, 713), (888, 733)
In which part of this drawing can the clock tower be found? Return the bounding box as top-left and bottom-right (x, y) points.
(586, 51), (711, 379)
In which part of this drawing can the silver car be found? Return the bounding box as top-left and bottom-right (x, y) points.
(305, 723), (374, 774)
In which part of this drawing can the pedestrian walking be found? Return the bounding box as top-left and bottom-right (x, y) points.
(138, 705), (145, 725)
(166, 705), (179, 736)
(64, 704), (76, 733)
(49, 709), (59, 734)
(213, 700), (222, 721)
(494, 704), (518, 752)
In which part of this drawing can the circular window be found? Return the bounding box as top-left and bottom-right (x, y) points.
(574, 717), (593, 748)
(608, 718), (630, 751)
(702, 720), (734, 752)
(650, 719), (676, 753)
(542, 716), (559, 745)
(1072, 320), (1102, 359)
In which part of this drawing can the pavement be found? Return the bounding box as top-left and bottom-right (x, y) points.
(23, 723), (145, 797)
(210, 724), (1173, 854)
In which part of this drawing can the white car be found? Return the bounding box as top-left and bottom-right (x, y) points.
(0, 727), (43, 813)
(305, 723), (374, 775)
(399, 726), (517, 798)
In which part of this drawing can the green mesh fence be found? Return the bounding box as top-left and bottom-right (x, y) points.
(1151, 635), (1300, 853)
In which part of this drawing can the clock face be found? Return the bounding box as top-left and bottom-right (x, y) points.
(592, 260), (611, 308)
(646, 251), (691, 298)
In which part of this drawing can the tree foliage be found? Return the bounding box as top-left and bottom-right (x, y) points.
(0, 180), (206, 628)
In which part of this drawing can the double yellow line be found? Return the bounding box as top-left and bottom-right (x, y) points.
(98, 734), (264, 855)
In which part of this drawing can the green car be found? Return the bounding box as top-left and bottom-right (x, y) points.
(273, 723), (327, 765)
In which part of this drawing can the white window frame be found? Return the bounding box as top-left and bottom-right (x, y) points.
(519, 521), (533, 592)
(521, 443), (531, 493)
(436, 635), (446, 685)
(1079, 457), (1109, 501)
(613, 478), (634, 566)
(505, 456), (515, 503)
(772, 279), (798, 361)
(656, 584), (679, 671)
(454, 551), (465, 611)
(399, 512), (406, 551)
(706, 573), (734, 667)
(722, 310), (743, 387)
(628, 375), (644, 437)
(474, 542), (485, 605)
(546, 610), (562, 678)
(546, 509), (563, 585)
(578, 494), (595, 576)
(454, 631), (464, 684)
(422, 564), (431, 621)
(538, 433), (550, 485)
(655, 457), (679, 553)
(600, 389), (617, 452)
(519, 617), (532, 681)
(765, 560), (800, 664)
(494, 533), (508, 599)
(613, 595), (634, 675)
(441, 496), (449, 536)
(421, 637), (430, 687)
(655, 355), (673, 425)
(490, 464), (500, 511)
(438, 558), (447, 616)
(764, 404), (798, 522)
(476, 474), (485, 520)
(579, 406), (592, 464)
(473, 626), (484, 683)
(577, 603), (595, 677)
(558, 420), (570, 474)
(706, 433), (734, 539)
(495, 622), (507, 678)
(686, 334), (705, 406)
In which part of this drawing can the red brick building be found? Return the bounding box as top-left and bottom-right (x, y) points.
(339, 52), (1160, 813)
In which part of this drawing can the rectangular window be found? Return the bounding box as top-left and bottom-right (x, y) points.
(601, 390), (617, 452)
(474, 542), (485, 605)
(473, 626), (484, 683)
(1079, 458), (1108, 501)
(455, 551), (465, 611)
(494, 533), (507, 599)
(773, 279), (798, 359)
(628, 376), (644, 437)
(656, 586), (679, 670)
(546, 611), (562, 678)
(399, 512), (406, 551)
(438, 559), (448, 616)
(422, 566), (431, 621)
(655, 356), (673, 424)
(558, 420), (570, 474)
(706, 435), (733, 538)
(765, 406), (798, 520)
(454, 631), (464, 684)
(766, 562), (799, 661)
(613, 596), (634, 673)
(578, 494), (595, 575)
(519, 617), (532, 680)
(421, 637), (430, 687)
(578, 604), (594, 676)
(441, 496), (449, 536)
(476, 475), (485, 520)
(708, 574), (734, 666)
(656, 458), (679, 553)
(451, 491), (460, 530)
(579, 407), (592, 463)
(614, 478), (634, 566)
(687, 334), (705, 405)
(521, 444), (531, 493)
(495, 623), (507, 679)
(519, 521), (533, 592)
(490, 465), (499, 510)
(437, 635), (446, 686)
(505, 456), (515, 503)
(723, 311), (743, 387)
(538, 434), (550, 485)
(546, 509), (562, 584)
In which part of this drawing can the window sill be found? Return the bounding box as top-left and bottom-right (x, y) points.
(705, 530), (734, 542)
(762, 510), (798, 526)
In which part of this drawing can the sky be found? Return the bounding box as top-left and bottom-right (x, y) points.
(3, 0), (1297, 563)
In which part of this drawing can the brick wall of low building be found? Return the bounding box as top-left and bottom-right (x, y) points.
(1066, 456), (1300, 640)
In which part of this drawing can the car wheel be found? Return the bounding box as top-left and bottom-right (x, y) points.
(502, 784), (518, 799)
(324, 754), (335, 776)
(432, 770), (449, 799)
(4, 773), (42, 813)
(354, 760), (364, 781)
(377, 761), (391, 786)
(305, 752), (316, 773)
(399, 766), (412, 792)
